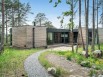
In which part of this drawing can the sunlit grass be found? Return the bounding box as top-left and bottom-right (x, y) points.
(39, 51), (68, 77)
(54, 44), (103, 70)
(76, 44), (103, 53)
(0, 47), (41, 77)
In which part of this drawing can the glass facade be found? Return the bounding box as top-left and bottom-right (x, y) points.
(47, 32), (53, 45)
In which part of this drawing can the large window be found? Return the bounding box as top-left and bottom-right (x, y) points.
(48, 32), (53, 41)
(47, 32), (53, 44)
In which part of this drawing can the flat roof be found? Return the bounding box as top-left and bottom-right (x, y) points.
(47, 28), (78, 32)
(47, 28), (96, 33)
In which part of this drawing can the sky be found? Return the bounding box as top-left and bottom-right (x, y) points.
(20, 0), (102, 28)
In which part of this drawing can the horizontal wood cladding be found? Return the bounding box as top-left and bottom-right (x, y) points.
(34, 27), (47, 47)
(98, 28), (103, 43)
(12, 26), (27, 48)
(78, 28), (86, 44)
(12, 26), (103, 48)
(12, 26), (47, 48)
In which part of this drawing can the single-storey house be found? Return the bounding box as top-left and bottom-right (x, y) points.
(12, 25), (103, 48)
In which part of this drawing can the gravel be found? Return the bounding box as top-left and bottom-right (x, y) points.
(47, 54), (90, 77)
(24, 50), (53, 77)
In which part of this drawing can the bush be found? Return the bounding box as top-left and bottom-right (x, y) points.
(54, 68), (61, 77)
(89, 70), (97, 77)
(80, 61), (91, 68)
(54, 50), (103, 70)
(65, 52), (73, 61)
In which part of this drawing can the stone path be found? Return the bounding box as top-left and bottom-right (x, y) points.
(49, 46), (76, 51)
(24, 50), (53, 77)
(24, 46), (76, 77)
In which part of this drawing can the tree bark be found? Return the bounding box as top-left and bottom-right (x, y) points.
(79, 0), (85, 51)
(0, 0), (5, 52)
(85, 0), (89, 58)
(92, 0), (95, 52)
(6, 11), (8, 45)
(97, 0), (100, 50)
(71, 0), (74, 52)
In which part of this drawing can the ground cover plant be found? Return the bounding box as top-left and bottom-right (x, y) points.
(39, 51), (68, 77)
(0, 47), (40, 77)
(54, 51), (103, 69)
(39, 44), (103, 77)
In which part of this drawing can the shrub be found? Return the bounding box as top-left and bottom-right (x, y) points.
(65, 52), (73, 61)
(89, 70), (97, 77)
(80, 61), (91, 68)
(54, 68), (61, 77)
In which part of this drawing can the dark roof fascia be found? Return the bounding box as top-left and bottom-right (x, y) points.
(47, 28), (69, 32)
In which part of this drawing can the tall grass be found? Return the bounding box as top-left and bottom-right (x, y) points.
(0, 47), (40, 77)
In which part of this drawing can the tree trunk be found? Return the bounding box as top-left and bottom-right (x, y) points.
(71, 0), (74, 52)
(85, 0), (89, 58)
(76, 0), (85, 52)
(80, 0), (85, 51)
(97, 0), (100, 50)
(6, 11), (8, 45)
(40, 19), (41, 26)
(92, 0), (95, 52)
(0, 0), (5, 52)
(102, 5), (103, 28)
(12, 6), (15, 27)
(18, 0), (20, 26)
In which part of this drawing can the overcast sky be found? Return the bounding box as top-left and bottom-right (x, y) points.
(20, 0), (102, 28)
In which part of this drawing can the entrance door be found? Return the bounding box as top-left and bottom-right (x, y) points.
(61, 32), (69, 43)
(54, 32), (61, 43)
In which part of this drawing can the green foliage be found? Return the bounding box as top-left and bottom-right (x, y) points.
(34, 13), (46, 26)
(66, 0), (71, 4)
(1, 0), (32, 27)
(43, 21), (55, 28)
(54, 50), (103, 69)
(49, 0), (52, 3)
(49, 0), (77, 30)
(0, 47), (40, 77)
(89, 70), (97, 77)
(39, 52), (52, 69)
(34, 13), (55, 27)
(39, 51), (67, 77)
(65, 52), (73, 61)
(63, 11), (73, 16)
(54, 68), (61, 77)
(39, 52), (50, 69)
(80, 61), (91, 68)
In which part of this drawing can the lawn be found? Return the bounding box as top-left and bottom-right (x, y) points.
(0, 47), (41, 77)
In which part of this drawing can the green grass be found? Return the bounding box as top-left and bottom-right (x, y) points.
(0, 47), (41, 77)
(39, 51), (68, 77)
(54, 50), (103, 70)
(77, 44), (103, 53)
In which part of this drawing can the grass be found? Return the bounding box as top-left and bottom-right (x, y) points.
(0, 47), (41, 77)
(39, 44), (103, 77)
(39, 51), (68, 77)
(54, 50), (103, 69)
(77, 44), (103, 53)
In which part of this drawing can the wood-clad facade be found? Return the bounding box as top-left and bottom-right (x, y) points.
(12, 25), (103, 48)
